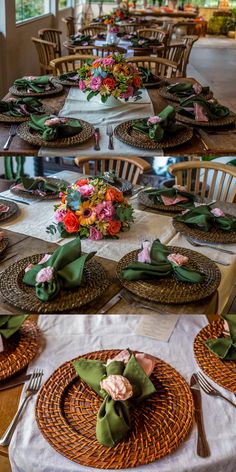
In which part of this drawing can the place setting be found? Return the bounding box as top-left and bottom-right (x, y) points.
(138, 183), (198, 212)
(10, 176), (69, 200)
(9, 75), (63, 97)
(0, 198), (19, 222)
(0, 97), (47, 123)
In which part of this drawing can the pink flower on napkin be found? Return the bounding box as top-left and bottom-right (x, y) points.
(106, 349), (131, 366)
(89, 226), (103, 240)
(167, 253), (189, 266)
(38, 254), (51, 265)
(194, 103), (209, 122)
(161, 195), (188, 206)
(223, 320), (230, 335)
(44, 117), (68, 127)
(135, 353), (156, 377)
(0, 231), (5, 241)
(138, 240), (152, 263)
(147, 116), (161, 125)
(193, 83), (202, 95)
(36, 267), (54, 284)
(100, 375), (133, 401)
(211, 208), (225, 218)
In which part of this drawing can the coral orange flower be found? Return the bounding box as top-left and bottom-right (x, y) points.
(133, 75), (141, 88)
(64, 210), (80, 233)
(76, 201), (96, 226)
(75, 178), (88, 187)
(61, 194), (66, 204)
(115, 190), (124, 203)
(103, 77), (116, 90)
(105, 187), (117, 201)
(108, 220), (122, 235)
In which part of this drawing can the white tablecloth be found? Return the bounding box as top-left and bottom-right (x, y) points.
(9, 314), (236, 472)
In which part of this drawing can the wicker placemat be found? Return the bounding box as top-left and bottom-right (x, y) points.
(114, 120), (193, 150)
(0, 254), (110, 313)
(0, 113), (29, 123)
(176, 112), (236, 128)
(54, 77), (81, 88)
(10, 178), (69, 200)
(144, 77), (166, 89)
(158, 86), (213, 103)
(0, 199), (19, 222)
(16, 119), (94, 148)
(194, 319), (236, 393)
(117, 246), (221, 304)
(173, 217), (236, 244)
(0, 319), (41, 381)
(36, 349), (194, 469)
(0, 238), (9, 256)
(138, 190), (189, 212)
(9, 79), (63, 97)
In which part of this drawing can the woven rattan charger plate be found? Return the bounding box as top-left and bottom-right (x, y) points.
(138, 190), (196, 213)
(0, 254), (109, 313)
(0, 199), (19, 222)
(173, 217), (236, 244)
(194, 318), (236, 393)
(176, 112), (236, 128)
(10, 178), (69, 201)
(158, 85), (213, 103)
(9, 79), (63, 97)
(0, 238), (9, 256)
(16, 118), (94, 148)
(114, 120), (193, 150)
(36, 348), (194, 469)
(0, 319), (41, 381)
(117, 246), (221, 304)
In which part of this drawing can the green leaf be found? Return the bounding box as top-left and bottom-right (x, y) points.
(87, 90), (96, 101)
(79, 226), (90, 238)
(116, 206), (134, 222)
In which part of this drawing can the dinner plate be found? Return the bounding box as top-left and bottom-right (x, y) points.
(114, 120), (193, 150)
(158, 85), (214, 103)
(176, 112), (236, 128)
(0, 199), (19, 222)
(36, 349), (194, 469)
(117, 246), (221, 304)
(16, 118), (94, 147)
(173, 216), (236, 244)
(0, 319), (41, 381)
(194, 318), (236, 393)
(0, 253), (110, 313)
(9, 79), (63, 97)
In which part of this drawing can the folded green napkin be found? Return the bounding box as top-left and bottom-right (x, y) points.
(175, 205), (236, 232)
(167, 82), (209, 98)
(19, 177), (61, 194)
(0, 315), (28, 339)
(59, 71), (80, 82)
(179, 95), (229, 120)
(145, 187), (195, 207)
(132, 106), (179, 142)
(14, 76), (53, 93)
(121, 239), (204, 283)
(0, 97), (44, 117)
(23, 239), (95, 301)
(73, 353), (156, 447)
(28, 114), (82, 141)
(138, 67), (158, 84)
(205, 314), (236, 360)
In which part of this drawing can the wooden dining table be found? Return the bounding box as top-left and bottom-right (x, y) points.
(0, 78), (235, 158)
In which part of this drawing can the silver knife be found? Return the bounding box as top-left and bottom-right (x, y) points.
(190, 373), (211, 458)
(0, 373), (30, 391)
(98, 292), (122, 314)
(94, 128), (100, 151)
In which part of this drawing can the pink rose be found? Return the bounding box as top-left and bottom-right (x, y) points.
(95, 201), (115, 221)
(38, 254), (51, 265)
(135, 353), (156, 377)
(120, 85), (134, 99)
(100, 375), (133, 401)
(102, 57), (115, 66)
(0, 231), (5, 241)
(106, 349), (131, 366)
(167, 253), (189, 266)
(223, 320), (230, 335)
(79, 79), (86, 91)
(36, 266), (54, 284)
(44, 117), (68, 127)
(55, 208), (67, 223)
(138, 240), (151, 263)
(89, 226), (103, 240)
(211, 208), (225, 218)
(147, 116), (161, 125)
(89, 76), (102, 91)
(78, 184), (94, 197)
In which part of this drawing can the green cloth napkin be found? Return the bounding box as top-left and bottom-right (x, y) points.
(138, 67), (158, 84)
(167, 82), (209, 98)
(0, 315), (28, 339)
(145, 187), (196, 207)
(23, 239), (95, 301)
(59, 71), (80, 81)
(0, 97), (44, 117)
(175, 205), (236, 232)
(14, 76), (52, 93)
(121, 239), (204, 283)
(19, 177), (61, 194)
(28, 114), (82, 141)
(132, 106), (179, 142)
(73, 353), (156, 447)
(205, 314), (236, 360)
(179, 95), (229, 120)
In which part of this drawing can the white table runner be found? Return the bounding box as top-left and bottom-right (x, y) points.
(9, 314), (236, 472)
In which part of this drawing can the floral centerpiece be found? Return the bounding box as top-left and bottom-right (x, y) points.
(78, 54), (142, 103)
(47, 177), (134, 240)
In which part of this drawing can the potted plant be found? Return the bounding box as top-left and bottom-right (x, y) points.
(226, 9), (236, 38)
(0, 156), (26, 192)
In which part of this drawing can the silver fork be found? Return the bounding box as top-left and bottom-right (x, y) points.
(197, 372), (236, 408)
(120, 289), (172, 314)
(186, 237), (235, 255)
(106, 125), (114, 150)
(0, 368), (43, 446)
(3, 124), (18, 150)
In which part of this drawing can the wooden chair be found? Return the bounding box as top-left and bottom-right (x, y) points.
(73, 45), (126, 57)
(74, 156), (151, 185)
(165, 42), (186, 75)
(168, 161), (236, 202)
(137, 28), (169, 46)
(31, 37), (57, 74)
(38, 28), (62, 57)
(120, 23), (143, 34)
(172, 21), (197, 39)
(126, 56), (178, 79)
(79, 25), (106, 36)
(62, 17), (75, 37)
(180, 35), (199, 77)
(50, 54), (97, 75)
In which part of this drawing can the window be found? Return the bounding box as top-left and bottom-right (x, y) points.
(15, 0), (50, 23)
(59, 0), (72, 9)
